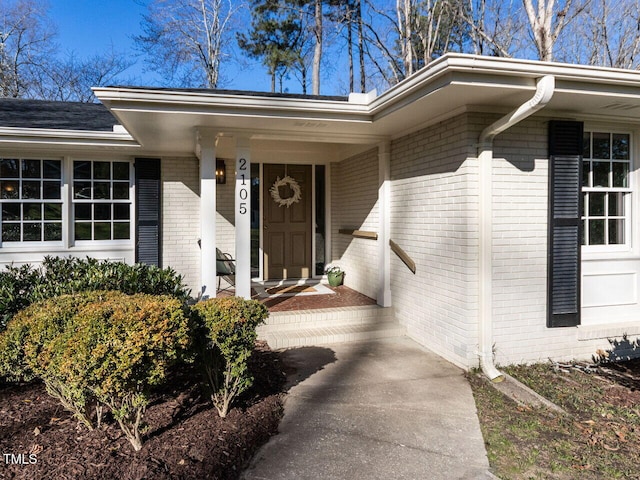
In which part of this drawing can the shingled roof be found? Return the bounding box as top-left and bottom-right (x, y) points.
(109, 86), (350, 102)
(0, 98), (119, 131)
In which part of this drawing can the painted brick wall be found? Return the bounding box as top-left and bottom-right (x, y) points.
(161, 157), (235, 295)
(330, 148), (379, 300)
(161, 157), (201, 295)
(489, 115), (618, 365)
(389, 114), (480, 369)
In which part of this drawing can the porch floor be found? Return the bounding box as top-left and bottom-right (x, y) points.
(218, 283), (377, 312)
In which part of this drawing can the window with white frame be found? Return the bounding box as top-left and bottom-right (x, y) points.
(0, 158), (63, 243)
(72, 160), (131, 241)
(581, 131), (631, 247)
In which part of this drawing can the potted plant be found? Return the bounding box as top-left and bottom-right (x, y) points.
(325, 265), (344, 287)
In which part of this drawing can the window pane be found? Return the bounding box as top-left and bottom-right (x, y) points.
(2, 203), (20, 221)
(589, 219), (605, 245)
(113, 162), (129, 180)
(44, 203), (62, 220)
(94, 182), (110, 199)
(581, 192), (587, 217)
(609, 219), (624, 245)
(43, 160), (61, 179)
(22, 181), (41, 199)
(592, 161), (610, 187)
(612, 134), (630, 160)
(113, 203), (130, 220)
(608, 193), (625, 216)
(113, 182), (129, 200)
(94, 203), (111, 220)
(2, 223), (20, 241)
(93, 162), (110, 180)
(582, 161), (590, 187)
(583, 134), (591, 158)
(593, 132), (611, 159)
(74, 161), (91, 179)
(75, 222), (91, 240)
(113, 222), (130, 239)
(581, 219), (586, 245)
(589, 192), (605, 216)
(74, 181), (91, 199)
(23, 223), (41, 241)
(0, 159), (19, 178)
(1, 181), (18, 199)
(22, 160), (40, 178)
(23, 203), (41, 221)
(613, 162), (629, 188)
(94, 222), (111, 240)
(43, 181), (60, 199)
(44, 223), (62, 241)
(75, 203), (91, 220)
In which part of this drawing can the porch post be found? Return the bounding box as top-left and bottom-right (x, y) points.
(198, 130), (217, 299)
(235, 136), (252, 299)
(378, 141), (392, 307)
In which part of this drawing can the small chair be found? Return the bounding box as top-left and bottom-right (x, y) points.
(216, 248), (236, 292)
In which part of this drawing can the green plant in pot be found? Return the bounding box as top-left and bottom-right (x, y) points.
(325, 265), (344, 287)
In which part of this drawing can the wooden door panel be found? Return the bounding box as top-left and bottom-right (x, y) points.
(291, 232), (307, 266)
(263, 164), (312, 280)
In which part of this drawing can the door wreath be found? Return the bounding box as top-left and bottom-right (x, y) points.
(270, 175), (302, 208)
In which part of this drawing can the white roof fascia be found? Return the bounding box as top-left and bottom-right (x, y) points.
(93, 87), (371, 118)
(0, 127), (140, 149)
(369, 53), (640, 116)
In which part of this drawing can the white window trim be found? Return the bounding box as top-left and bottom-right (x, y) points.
(71, 159), (134, 245)
(1, 155), (136, 251)
(581, 128), (634, 255)
(0, 157), (65, 247)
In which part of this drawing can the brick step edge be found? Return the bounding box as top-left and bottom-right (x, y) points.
(262, 306), (395, 328)
(259, 322), (406, 349)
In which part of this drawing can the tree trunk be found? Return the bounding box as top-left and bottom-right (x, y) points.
(312, 0), (323, 95)
(347, 6), (354, 92)
(357, 0), (366, 92)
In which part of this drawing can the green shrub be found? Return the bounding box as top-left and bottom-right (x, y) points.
(0, 264), (41, 332)
(0, 291), (193, 451)
(191, 297), (268, 418)
(0, 256), (191, 334)
(0, 292), (119, 426)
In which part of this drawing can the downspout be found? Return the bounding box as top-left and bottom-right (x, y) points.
(477, 75), (555, 382)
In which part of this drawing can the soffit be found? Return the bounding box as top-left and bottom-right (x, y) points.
(94, 55), (640, 154)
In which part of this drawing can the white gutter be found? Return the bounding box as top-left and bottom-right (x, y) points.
(477, 75), (555, 382)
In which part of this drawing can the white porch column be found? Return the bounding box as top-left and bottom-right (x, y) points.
(235, 136), (252, 299)
(198, 131), (217, 299)
(378, 141), (392, 307)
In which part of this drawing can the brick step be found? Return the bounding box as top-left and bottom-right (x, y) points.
(258, 305), (395, 332)
(259, 321), (406, 350)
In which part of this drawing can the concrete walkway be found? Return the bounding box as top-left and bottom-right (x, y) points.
(242, 337), (496, 480)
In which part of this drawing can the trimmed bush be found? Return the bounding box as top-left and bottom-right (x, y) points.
(0, 292), (122, 426)
(191, 297), (268, 418)
(0, 291), (193, 451)
(0, 264), (41, 332)
(0, 256), (191, 333)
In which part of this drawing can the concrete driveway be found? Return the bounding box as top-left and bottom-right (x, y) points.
(242, 336), (496, 480)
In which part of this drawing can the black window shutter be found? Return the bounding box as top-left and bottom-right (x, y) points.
(547, 121), (583, 327)
(135, 158), (161, 266)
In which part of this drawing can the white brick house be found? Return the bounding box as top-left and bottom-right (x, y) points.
(3, 54), (640, 375)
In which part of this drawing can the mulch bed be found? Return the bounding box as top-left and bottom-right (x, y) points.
(0, 342), (286, 480)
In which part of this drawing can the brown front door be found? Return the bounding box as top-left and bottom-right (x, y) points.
(263, 164), (312, 280)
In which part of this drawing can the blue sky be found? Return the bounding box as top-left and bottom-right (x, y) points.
(48, 0), (277, 92)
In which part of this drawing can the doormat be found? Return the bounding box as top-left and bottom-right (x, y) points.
(253, 281), (335, 298)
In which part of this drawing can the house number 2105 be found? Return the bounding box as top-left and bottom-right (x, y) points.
(238, 158), (248, 215)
